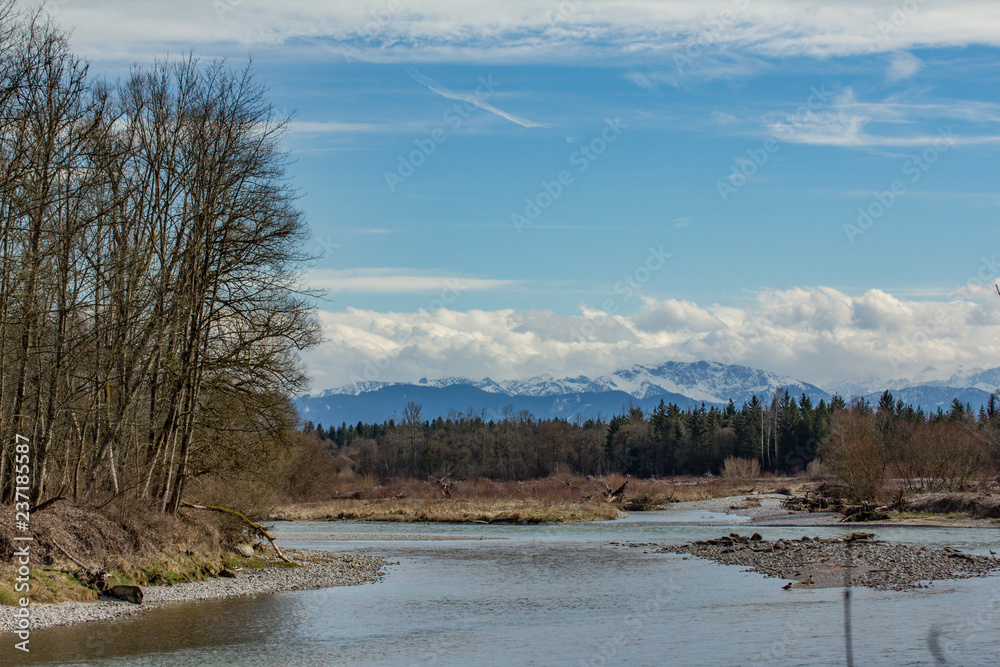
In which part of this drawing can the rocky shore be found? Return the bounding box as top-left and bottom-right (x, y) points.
(0, 548), (387, 632)
(657, 532), (1000, 591)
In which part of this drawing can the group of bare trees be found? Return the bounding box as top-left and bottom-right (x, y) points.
(0, 6), (318, 511)
(822, 394), (999, 501)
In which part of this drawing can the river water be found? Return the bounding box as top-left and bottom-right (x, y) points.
(16, 509), (1000, 666)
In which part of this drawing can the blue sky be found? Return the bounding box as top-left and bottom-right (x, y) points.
(47, 0), (1000, 391)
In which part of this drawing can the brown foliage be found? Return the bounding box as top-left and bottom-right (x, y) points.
(0, 501), (223, 567)
(821, 408), (887, 502)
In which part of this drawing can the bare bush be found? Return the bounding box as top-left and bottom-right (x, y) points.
(821, 408), (887, 502)
(805, 458), (832, 480)
(721, 456), (761, 483)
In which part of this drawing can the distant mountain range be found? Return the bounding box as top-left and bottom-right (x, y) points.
(294, 361), (1000, 426)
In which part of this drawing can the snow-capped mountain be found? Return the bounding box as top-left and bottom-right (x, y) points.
(860, 366), (1000, 411)
(317, 361), (826, 403)
(297, 361), (1000, 425)
(593, 361), (826, 404)
(296, 361), (831, 425)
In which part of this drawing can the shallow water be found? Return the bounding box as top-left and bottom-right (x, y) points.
(15, 512), (1000, 666)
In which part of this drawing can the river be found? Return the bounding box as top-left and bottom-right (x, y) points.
(16, 509), (1000, 666)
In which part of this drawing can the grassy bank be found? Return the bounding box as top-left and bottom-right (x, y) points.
(270, 475), (812, 523)
(0, 502), (278, 606)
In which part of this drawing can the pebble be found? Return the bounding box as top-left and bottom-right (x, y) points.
(0, 549), (387, 632)
(657, 533), (1000, 591)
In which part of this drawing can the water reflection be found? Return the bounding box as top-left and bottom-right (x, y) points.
(17, 515), (1000, 666)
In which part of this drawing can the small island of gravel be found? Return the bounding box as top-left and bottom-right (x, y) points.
(656, 532), (1000, 591)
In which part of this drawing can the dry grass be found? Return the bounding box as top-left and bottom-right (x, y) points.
(271, 497), (620, 523)
(721, 457), (761, 483)
(903, 492), (1000, 519)
(0, 500), (249, 606)
(270, 474), (814, 523)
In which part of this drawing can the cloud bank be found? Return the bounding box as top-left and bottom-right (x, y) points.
(300, 285), (1000, 391)
(50, 1), (1000, 63)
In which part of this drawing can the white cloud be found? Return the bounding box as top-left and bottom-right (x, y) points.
(299, 286), (1000, 391)
(287, 121), (382, 134)
(304, 268), (520, 294)
(886, 52), (923, 82)
(711, 111), (737, 125)
(53, 1), (1000, 64)
(764, 89), (1000, 147)
(405, 67), (547, 128)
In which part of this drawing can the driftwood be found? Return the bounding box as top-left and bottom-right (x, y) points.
(52, 540), (93, 573)
(602, 480), (628, 503)
(430, 475), (454, 497)
(782, 492), (844, 513)
(181, 502), (297, 565)
(840, 503), (890, 523)
(52, 540), (142, 602)
(28, 495), (66, 514)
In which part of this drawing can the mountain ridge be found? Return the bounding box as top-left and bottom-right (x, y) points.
(297, 360), (1000, 425)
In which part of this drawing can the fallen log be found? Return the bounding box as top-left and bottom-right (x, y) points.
(52, 541), (142, 602)
(28, 496), (66, 514)
(181, 502), (297, 565)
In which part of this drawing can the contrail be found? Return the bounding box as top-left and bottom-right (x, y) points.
(406, 66), (548, 128)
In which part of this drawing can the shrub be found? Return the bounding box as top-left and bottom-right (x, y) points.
(821, 409), (886, 502)
(805, 458), (832, 480)
(721, 456), (761, 483)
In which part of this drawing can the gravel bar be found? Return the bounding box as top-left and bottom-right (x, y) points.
(655, 532), (1000, 591)
(0, 548), (387, 632)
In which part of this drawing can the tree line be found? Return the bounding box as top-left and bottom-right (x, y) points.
(824, 392), (1000, 499)
(0, 5), (318, 511)
(305, 390), (834, 480)
(305, 390), (1000, 485)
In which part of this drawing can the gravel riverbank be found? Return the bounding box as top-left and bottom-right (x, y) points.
(681, 493), (1000, 527)
(0, 548), (387, 632)
(655, 532), (1000, 591)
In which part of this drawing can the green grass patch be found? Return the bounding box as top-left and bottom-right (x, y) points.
(888, 510), (974, 521)
(0, 566), (98, 605)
